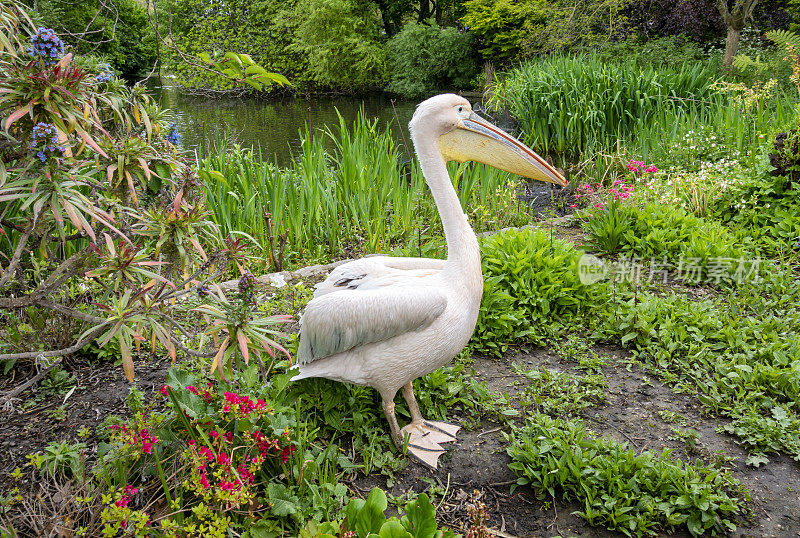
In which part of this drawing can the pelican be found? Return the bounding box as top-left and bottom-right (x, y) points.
(291, 94), (565, 468)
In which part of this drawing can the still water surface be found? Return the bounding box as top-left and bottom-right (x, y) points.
(150, 79), (418, 166)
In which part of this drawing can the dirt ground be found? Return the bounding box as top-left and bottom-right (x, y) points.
(353, 347), (800, 538)
(3, 343), (800, 537)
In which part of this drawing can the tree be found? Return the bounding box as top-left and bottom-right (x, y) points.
(24, 0), (158, 79)
(291, 0), (388, 91)
(718, 0), (760, 66)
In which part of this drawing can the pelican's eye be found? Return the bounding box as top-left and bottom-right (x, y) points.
(455, 105), (469, 118)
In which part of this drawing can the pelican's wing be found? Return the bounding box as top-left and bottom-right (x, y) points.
(314, 256), (445, 298)
(373, 256), (446, 270)
(297, 286), (447, 364)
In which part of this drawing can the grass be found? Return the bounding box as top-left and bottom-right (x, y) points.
(200, 111), (532, 273)
(491, 54), (795, 182)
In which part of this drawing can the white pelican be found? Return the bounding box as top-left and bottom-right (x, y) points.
(291, 94), (566, 468)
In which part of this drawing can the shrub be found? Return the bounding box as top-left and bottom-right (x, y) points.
(386, 21), (479, 98)
(470, 228), (610, 355)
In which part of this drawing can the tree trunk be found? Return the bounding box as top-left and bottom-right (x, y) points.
(723, 26), (742, 67)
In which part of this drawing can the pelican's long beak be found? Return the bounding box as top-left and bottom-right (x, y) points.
(438, 112), (566, 186)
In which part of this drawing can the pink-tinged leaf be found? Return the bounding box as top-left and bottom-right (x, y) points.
(173, 189), (183, 214)
(63, 202), (83, 233)
(56, 52), (72, 70)
(188, 236), (208, 261)
(136, 157), (152, 181)
(236, 331), (250, 364)
(72, 205), (96, 243)
(75, 126), (108, 159)
(264, 337), (291, 358)
(103, 232), (115, 255)
(124, 169), (139, 207)
(106, 164), (117, 185)
(211, 336), (230, 375)
(4, 104), (30, 131)
(120, 338), (134, 382)
(137, 260), (167, 267)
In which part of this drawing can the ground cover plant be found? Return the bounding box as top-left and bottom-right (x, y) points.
(6, 3), (800, 537)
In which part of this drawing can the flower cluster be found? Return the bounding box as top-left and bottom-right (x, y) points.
(222, 391), (269, 418)
(114, 485), (139, 508)
(573, 181), (633, 209)
(27, 27), (64, 65)
(183, 424), (292, 507)
(29, 122), (65, 162)
(108, 421), (160, 456)
(101, 486), (150, 536)
(165, 122), (180, 145)
(627, 160), (658, 174)
(96, 62), (113, 83)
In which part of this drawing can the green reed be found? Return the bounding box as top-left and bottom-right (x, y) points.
(200, 111), (532, 272)
(492, 55), (723, 158)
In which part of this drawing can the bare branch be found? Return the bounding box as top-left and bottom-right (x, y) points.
(0, 207), (40, 288)
(37, 300), (106, 324)
(0, 322), (109, 362)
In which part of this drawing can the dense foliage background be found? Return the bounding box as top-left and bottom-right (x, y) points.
(20, 0), (800, 96)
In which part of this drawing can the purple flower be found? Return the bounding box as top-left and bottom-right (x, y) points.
(27, 28), (64, 65)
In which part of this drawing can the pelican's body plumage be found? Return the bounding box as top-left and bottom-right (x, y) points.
(291, 94), (565, 467)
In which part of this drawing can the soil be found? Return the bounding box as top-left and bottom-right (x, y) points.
(3, 224), (800, 537)
(351, 347), (800, 538)
(4, 343), (800, 537)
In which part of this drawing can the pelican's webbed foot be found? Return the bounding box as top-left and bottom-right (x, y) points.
(401, 420), (460, 470)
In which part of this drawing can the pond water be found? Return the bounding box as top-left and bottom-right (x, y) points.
(149, 79), (418, 166)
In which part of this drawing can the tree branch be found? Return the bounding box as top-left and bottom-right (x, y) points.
(0, 208), (40, 289)
(0, 322), (109, 362)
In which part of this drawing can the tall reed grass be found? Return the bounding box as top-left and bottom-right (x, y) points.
(200, 112), (531, 271)
(492, 55), (722, 157)
(492, 54), (793, 187)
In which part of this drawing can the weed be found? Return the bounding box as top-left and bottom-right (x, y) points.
(659, 410), (688, 425)
(507, 414), (744, 537)
(514, 365), (606, 418)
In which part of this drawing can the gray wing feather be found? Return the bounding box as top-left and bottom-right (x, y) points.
(297, 286), (447, 364)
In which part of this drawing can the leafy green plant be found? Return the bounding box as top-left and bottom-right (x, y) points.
(491, 55), (722, 158)
(470, 228), (610, 354)
(514, 365), (606, 417)
(342, 487), (456, 538)
(27, 441), (86, 481)
(507, 414), (744, 537)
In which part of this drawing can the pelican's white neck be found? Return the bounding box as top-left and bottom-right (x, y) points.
(411, 127), (481, 282)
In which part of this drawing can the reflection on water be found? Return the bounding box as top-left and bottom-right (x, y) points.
(149, 79), (418, 166)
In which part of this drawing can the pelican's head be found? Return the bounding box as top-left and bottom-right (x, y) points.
(409, 94), (566, 186)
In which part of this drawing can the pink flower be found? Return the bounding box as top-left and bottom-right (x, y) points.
(141, 441), (153, 454)
(645, 165), (658, 173)
(124, 485), (138, 496)
(224, 431), (234, 443)
(199, 471), (210, 489)
(159, 384), (168, 397)
(281, 445), (296, 463)
(209, 429), (219, 439)
(594, 202), (603, 208)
